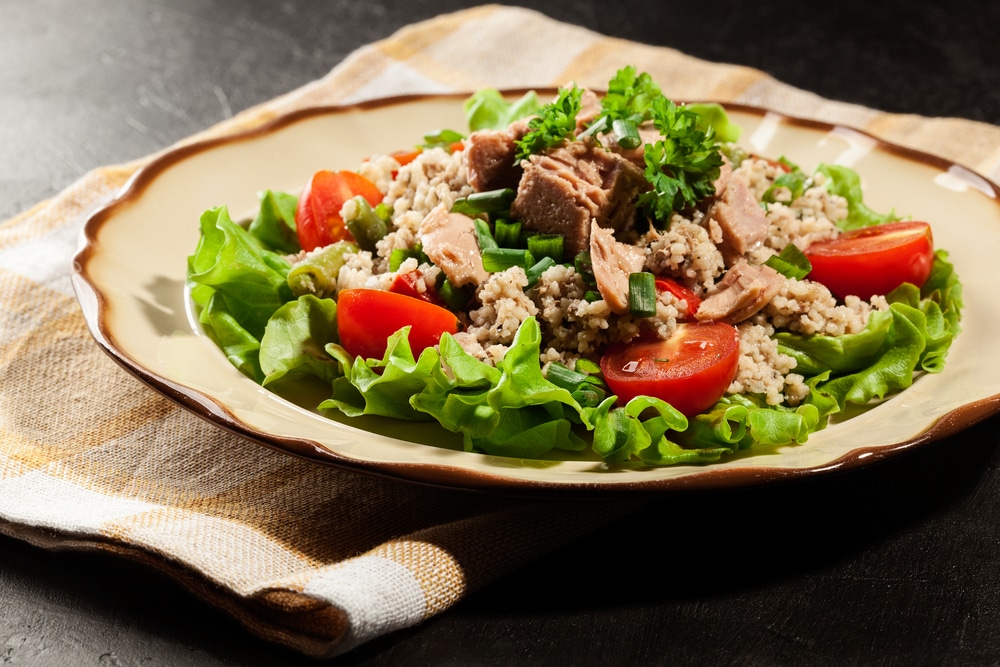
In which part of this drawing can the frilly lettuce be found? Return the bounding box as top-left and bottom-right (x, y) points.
(187, 205), (293, 381)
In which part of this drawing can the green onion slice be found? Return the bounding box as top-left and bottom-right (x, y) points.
(764, 243), (813, 280)
(526, 234), (564, 262)
(628, 272), (658, 318)
(482, 247), (535, 272)
(451, 188), (516, 216)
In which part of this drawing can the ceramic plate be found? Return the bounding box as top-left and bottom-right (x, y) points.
(72, 93), (1000, 495)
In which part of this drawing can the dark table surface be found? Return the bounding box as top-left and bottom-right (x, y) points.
(4, 1), (1000, 664)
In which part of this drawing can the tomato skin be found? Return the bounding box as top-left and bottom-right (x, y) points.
(600, 322), (741, 417)
(295, 170), (383, 252)
(804, 221), (934, 300)
(655, 277), (702, 319)
(336, 289), (459, 360)
(388, 271), (447, 307)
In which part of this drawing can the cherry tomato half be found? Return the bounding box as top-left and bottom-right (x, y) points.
(600, 322), (740, 417)
(336, 288), (459, 360)
(295, 170), (383, 252)
(804, 221), (934, 300)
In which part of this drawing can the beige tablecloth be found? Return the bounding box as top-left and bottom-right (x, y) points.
(2, 4), (999, 658)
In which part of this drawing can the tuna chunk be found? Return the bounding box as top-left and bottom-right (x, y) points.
(510, 138), (649, 257)
(694, 260), (784, 324)
(589, 221), (646, 314)
(464, 120), (530, 192)
(707, 175), (769, 265)
(418, 204), (489, 288)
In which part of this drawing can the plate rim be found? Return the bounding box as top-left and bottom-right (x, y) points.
(71, 91), (1000, 497)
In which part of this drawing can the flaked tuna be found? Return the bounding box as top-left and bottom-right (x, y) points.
(510, 138), (648, 257)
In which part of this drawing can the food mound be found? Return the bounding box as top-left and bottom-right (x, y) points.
(187, 67), (963, 466)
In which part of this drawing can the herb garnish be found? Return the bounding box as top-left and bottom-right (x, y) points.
(636, 96), (724, 222)
(514, 85), (583, 162)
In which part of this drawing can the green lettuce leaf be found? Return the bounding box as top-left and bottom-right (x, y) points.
(322, 328), (455, 422)
(463, 88), (542, 132)
(187, 205), (294, 380)
(260, 295), (341, 388)
(248, 189), (300, 254)
(817, 163), (900, 230)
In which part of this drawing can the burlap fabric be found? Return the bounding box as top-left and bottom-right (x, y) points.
(3, 5), (999, 658)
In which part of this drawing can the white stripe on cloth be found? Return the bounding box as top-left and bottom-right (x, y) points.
(0, 468), (158, 531)
(304, 556), (427, 652)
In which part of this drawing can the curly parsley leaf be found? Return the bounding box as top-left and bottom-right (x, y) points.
(514, 85), (583, 162)
(636, 96), (724, 221)
(579, 66), (662, 147)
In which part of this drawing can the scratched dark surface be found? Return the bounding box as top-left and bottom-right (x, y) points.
(4, 1), (1000, 664)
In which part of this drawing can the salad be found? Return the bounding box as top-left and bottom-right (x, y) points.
(187, 67), (963, 467)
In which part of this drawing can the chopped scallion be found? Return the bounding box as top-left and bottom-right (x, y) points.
(526, 234), (564, 262)
(436, 277), (473, 310)
(574, 251), (597, 287)
(612, 118), (641, 149)
(524, 256), (556, 289)
(473, 218), (498, 251)
(494, 219), (523, 247)
(389, 247), (424, 272)
(764, 243), (813, 280)
(482, 247), (535, 272)
(628, 272), (658, 318)
(451, 188), (516, 216)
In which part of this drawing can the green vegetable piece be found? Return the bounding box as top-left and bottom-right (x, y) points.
(637, 96), (724, 222)
(514, 84), (583, 162)
(612, 118), (641, 149)
(628, 272), (657, 318)
(594, 66), (662, 130)
(421, 128), (465, 150)
(248, 189), (300, 254)
(762, 166), (811, 204)
(473, 217), (498, 251)
(187, 205), (292, 341)
(482, 247), (535, 272)
(451, 188), (516, 216)
(388, 246), (424, 272)
(817, 163), (900, 230)
(343, 196), (388, 252)
(526, 234), (564, 262)
(260, 295), (342, 388)
(494, 219), (523, 247)
(686, 102), (743, 144)
(574, 251), (597, 287)
(287, 240), (359, 297)
(463, 88), (542, 132)
(764, 243), (813, 280)
(524, 256), (556, 289)
(436, 276), (473, 310)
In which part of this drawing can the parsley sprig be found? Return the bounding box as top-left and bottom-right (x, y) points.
(636, 96), (724, 221)
(513, 85), (583, 163)
(582, 66), (662, 147)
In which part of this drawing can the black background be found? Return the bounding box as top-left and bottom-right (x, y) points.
(4, 1), (1000, 664)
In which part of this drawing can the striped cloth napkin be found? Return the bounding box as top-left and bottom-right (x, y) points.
(2, 4), (999, 658)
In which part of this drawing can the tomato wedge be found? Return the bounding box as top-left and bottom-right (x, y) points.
(804, 221), (934, 300)
(295, 170), (383, 252)
(336, 288), (459, 360)
(600, 322), (740, 417)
